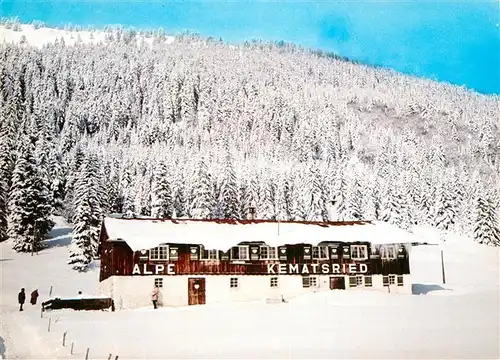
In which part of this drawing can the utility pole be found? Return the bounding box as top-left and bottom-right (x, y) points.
(441, 248), (446, 284)
(440, 231), (446, 284)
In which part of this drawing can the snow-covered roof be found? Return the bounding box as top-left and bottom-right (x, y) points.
(102, 217), (418, 252)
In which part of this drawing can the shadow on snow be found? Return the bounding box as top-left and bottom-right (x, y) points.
(43, 227), (73, 248)
(0, 336), (5, 360)
(412, 283), (449, 295)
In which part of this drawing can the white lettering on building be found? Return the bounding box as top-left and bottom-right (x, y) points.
(349, 263), (357, 273)
(132, 264), (176, 275)
(332, 264), (340, 274)
(265, 263), (369, 275)
(131, 262), (369, 275)
(267, 264), (276, 274)
(321, 264), (329, 274)
(143, 264), (153, 275)
(132, 264), (141, 275)
(155, 264), (164, 274)
(278, 264), (287, 274)
(167, 264), (175, 275)
(301, 264), (309, 274)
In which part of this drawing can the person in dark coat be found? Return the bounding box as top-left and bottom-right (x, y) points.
(30, 289), (39, 305)
(18, 288), (26, 311)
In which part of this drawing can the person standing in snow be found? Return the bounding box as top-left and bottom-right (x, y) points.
(30, 289), (39, 305)
(151, 286), (159, 309)
(18, 288), (26, 311)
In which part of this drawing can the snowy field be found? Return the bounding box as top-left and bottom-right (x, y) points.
(0, 24), (174, 48)
(1, 217), (499, 359)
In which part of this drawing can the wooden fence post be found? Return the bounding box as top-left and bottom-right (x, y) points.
(62, 331), (67, 346)
(85, 347), (90, 360)
(40, 307), (43, 318)
(108, 354), (112, 360)
(115, 356), (119, 360)
(48, 317), (51, 332)
(49, 285), (53, 297)
(70, 342), (74, 355)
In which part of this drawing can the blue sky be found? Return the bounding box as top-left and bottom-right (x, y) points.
(1, 0), (499, 94)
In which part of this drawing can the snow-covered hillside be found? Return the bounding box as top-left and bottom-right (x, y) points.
(0, 23), (174, 48)
(1, 23), (499, 273)
(0, 218), (498, 359)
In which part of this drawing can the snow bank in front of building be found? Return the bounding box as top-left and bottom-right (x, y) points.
(103, 217), (421, 251)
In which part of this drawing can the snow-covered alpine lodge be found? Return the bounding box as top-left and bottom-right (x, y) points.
(98, 216), (414, 308)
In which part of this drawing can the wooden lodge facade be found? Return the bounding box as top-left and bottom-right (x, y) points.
(98, 216), (413, 308)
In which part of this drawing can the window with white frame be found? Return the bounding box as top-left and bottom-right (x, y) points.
(200, 248), (218, 260)
(350, 245), (368, 260)
(154, 278), (163, 288)
(302, 276), (318, 288)
(397, 276), (404, 286)
(232, 246), (249, 260)
(364, 276), (372, 287)
(230, 277), (239, 288)
(312, 246), (329, 260)
(260, 246), (278, 260)
(380, 245), (397, 260)
(383, 276), (389, 286)
(150, 245), (169, 260)
(350, 276), (367, 287)
(389, 275), (396, 285)
(270, 277), (279, 288)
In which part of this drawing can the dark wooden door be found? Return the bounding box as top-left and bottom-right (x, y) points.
(330, 277), (346, 290)
(188, 278), (206, 305)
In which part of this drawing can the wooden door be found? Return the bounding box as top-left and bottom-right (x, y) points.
(330, 276), (346, 290)
(188, 278), (206, 305)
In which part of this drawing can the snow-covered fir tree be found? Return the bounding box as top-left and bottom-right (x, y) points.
(0, 124), (11, 242)
(381, 187), (409, 230)
(473, 193), (500, 247)
(68, 153), (104, 271)
(0, 179), (7, 242)
(190, 158), (213, 219)
(346, 175), (363, 220)
(8, 135), (54, 252)
(217, 152), (239, 219)
(173, 178), (187, 218)
(434, 182), (456, 231)
(305, 165), (328, 221)
(151, 161), (173, 218)
(331, 174), (349, 221)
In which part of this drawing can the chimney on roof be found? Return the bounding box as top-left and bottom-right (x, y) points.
(247, 206), (256, 220)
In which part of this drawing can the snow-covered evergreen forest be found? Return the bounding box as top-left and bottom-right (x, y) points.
(1, 27), (499, 269)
